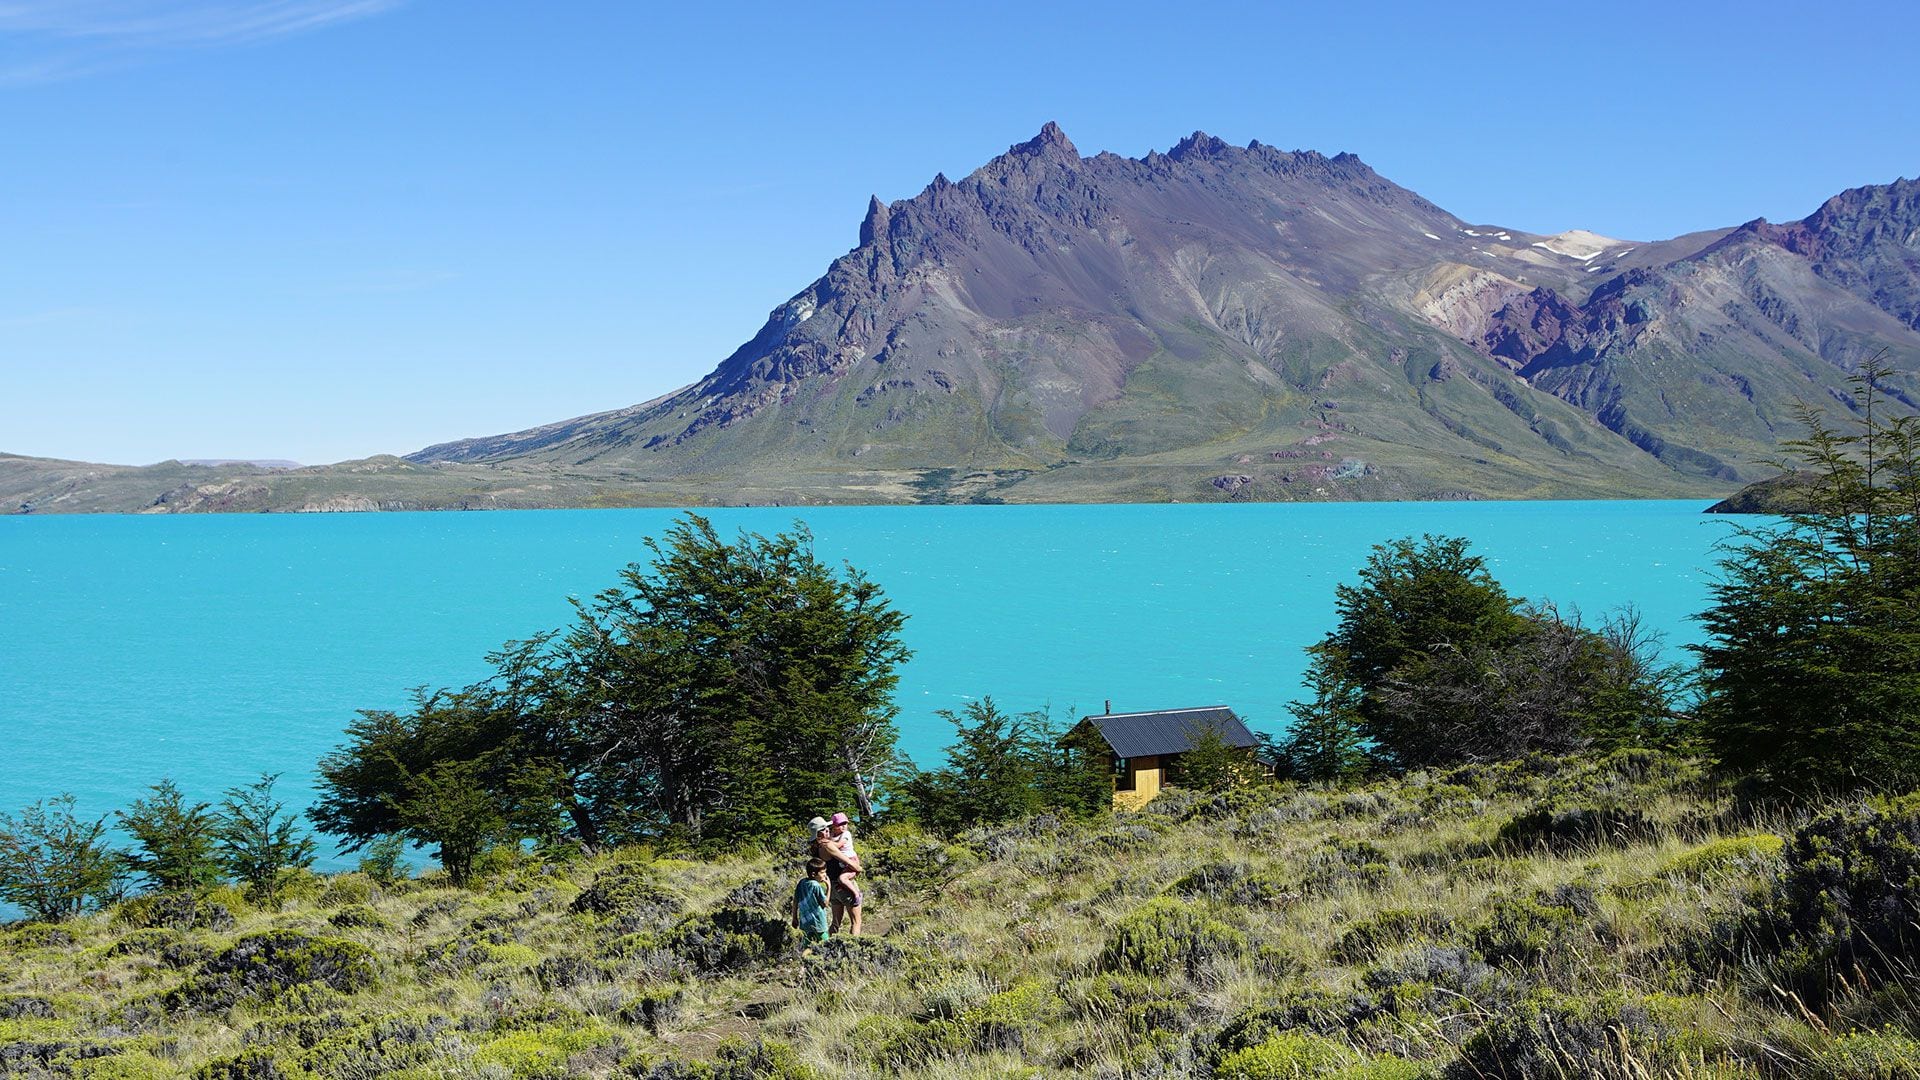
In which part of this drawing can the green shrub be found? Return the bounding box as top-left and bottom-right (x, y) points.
(1099, 899), (1247, 977)
(113, 891), (236, 932)
(299, 1010), (458, 1077)
(1820, 1029), (1920, 1079)
(1300, 838), (1392, 894)
(1447, 991), (1719, 1079)
(1059, 973), (1195, 1037)
(1657, 834), (1783, 881)
(1752, 795), (1920, 1002)
(697, 1040), (826, 1080)
(1471, 893), (1582, 966)
(73, 1052), (182, 1080)
(193, 1048), (296, 1079)
(659, 908), (793, 973)
(569, 863), (679, 923)
(616, 985), (686, 1033)
(326, 904), (391, 931)
(863, 824), (978, 894)
(964, 979), (1058, 1052)
(166, 930), (377, 1011)
(1495, 802), (1651, 853)
(1334, 909), (1453, 963)
(1214, 1031), (1355, 1079)
(1171, 861), (1294, 906)
(317, 873), (376, 908)
(473, 1021), (618, 1078)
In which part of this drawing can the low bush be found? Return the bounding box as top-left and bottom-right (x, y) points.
(1495, 802), (1651, 853)
(299, 1010), (459, 1078)
(1656, 834), (1783, 881)
(1470, 892), (1584, 966)
(193, 1048), (294, 1079)
(325, 904), (390, 930)
(1447, 991), (1721, 1079)
(1751, 795), (1920, 1002)
(1214, 1030), (1354, 1079)
(616, 985), (686, 1033)
(863, 824), (979, 894)
(1300, 838), (1393, 894)
(473, 1020), (619, 1078)
(658, 908), (793, 973)
(1171, 861), (1295, 906)
(1334, 909), (1453, 963)
(166, 930), (377, 1011)
(1099, 899), (1247, 977)
(113, 892), (236, 932)
(569, 864), (680, 926)
(1819, 1029), (1920, 1079)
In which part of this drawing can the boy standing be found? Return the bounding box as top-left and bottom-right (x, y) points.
(791, 858), (831, 945)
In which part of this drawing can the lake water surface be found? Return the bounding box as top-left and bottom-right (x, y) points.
(1, 501), (1738, 866)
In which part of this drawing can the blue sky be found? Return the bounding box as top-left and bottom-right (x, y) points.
(4, 0), (1917, 465)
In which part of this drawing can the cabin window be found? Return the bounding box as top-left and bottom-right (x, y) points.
(1114, 757), (1134, 791)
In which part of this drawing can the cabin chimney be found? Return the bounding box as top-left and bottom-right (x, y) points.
(1104, 700), (1112, 715)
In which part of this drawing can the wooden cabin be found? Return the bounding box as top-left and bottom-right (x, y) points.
(1066, 705), (1260, 809)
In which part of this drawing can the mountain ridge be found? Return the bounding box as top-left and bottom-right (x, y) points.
(12, 126), (1919, 512)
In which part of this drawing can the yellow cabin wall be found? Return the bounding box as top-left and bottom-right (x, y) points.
(1113, 754), (1166, 810)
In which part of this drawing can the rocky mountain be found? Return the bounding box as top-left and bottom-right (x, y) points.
(407, 125), (1919, 505)
(11, 128), (1919, 511)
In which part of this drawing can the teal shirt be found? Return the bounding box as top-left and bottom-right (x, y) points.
(793, 877), (829, 934)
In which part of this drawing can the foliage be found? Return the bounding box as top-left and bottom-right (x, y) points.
(1281, 647), (1370, 782)
(1657, 834), (1783, 881)
(1495, 801), (1652, 853)
(569, 863), (680, 922)
(1694, 356), (1920, 793)
(1446, 991), (1714, 1079)
(1176, 722), (1253, 792)
(897, 698), (1106, 831)
(215, 774), (317, 904)
(1751, 794), (1920, 1002)
(117, 780), (224, 893)
(0, 794), (120, 921)
(1820, 1029), (1920, 1079)
(1298, 536), (1681, 772)
(314, 514), (911, 854)
(355, 834), (410, 886)
(167, 929), (377, 1011)
(391, 757), (507, 887)
(1099, 898), (1247, 976)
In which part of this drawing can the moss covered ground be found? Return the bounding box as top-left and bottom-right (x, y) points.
(4, 752), (1916, 1078)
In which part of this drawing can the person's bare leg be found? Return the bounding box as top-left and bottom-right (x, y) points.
(829, 898), (846, 936)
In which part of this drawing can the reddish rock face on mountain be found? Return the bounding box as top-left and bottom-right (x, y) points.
(410, 125), (1920, 505)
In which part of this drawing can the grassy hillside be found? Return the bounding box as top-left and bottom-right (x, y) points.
(4, 753), (1915, 1078)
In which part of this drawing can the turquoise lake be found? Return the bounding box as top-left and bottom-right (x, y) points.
(1, 501), (1738, 868)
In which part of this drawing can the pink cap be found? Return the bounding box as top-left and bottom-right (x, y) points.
(830, 812), (850, 825)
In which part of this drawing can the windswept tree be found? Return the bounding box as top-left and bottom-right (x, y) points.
(0, 795), (120, 922)
(314, 514), (911, 857)
(118, 780), (223, 893)
(899, 698), (1101, 832)
(1694, 356), (1920, 793)
(216, 774), (316, 903)
(1295, 535), (1683, 770)
(1281, 647), (1369, 782)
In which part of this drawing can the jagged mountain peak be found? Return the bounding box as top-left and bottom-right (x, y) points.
(405, 129), (1919, 508)
(1010, 120), (1079, 160)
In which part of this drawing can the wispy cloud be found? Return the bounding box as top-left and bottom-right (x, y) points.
(0, 1), (404, 83)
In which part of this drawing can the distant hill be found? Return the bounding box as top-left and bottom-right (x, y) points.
(178, 458), (303, 470)
(11, 125), (1919, 512)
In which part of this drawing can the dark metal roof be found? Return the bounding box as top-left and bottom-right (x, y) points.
(1074, 707), (1258, 759)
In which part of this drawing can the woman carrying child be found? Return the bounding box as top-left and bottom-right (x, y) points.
(808, 815), (863, 937)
